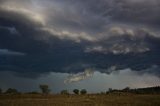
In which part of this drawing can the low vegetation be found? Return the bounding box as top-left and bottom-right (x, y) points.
(0, 86), (160, 106)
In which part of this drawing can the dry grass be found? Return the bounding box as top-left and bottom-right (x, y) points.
(0, 94), (160, 106)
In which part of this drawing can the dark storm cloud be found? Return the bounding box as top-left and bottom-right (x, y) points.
(83, 0), (160, 28)
(0, 49), (25, 56)
(108, 0), (160, 27)
(0, 0), (160, 78)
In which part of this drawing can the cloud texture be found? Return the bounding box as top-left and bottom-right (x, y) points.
(0, 0), (160, 78)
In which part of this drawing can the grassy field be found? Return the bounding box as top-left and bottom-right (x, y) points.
(0, 94), (160, 106)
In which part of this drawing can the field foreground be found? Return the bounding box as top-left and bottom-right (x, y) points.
(0, 94), (160, 106)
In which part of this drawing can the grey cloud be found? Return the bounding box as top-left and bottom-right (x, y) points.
(138, 65), (160, 77)
(0, 2), (97, 42)
(1, 0), (160, 42)
(103, 0), (160, 27)
(85, 26), (159, 55)
(85, 45), (150, 55)
(97, 65), (160, 77)
(0, 6), (44, 27)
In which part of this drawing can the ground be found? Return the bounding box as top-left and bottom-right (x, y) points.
(0, 94), (160, 106)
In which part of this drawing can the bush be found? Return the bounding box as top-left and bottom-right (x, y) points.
(73, 89), (79, 95)
(61, 90), (69, 95)
(80, 89), (87, 95)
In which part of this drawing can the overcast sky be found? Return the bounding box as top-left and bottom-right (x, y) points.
(0, 0), (160, 93)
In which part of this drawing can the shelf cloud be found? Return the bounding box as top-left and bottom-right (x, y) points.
(0, 0), (160, 79)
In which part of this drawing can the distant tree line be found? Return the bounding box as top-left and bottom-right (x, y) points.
(106, 86), (160, 94)
(61, 89), (87, 95)
(0, 85), (160, 95)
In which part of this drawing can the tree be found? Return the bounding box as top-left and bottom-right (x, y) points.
(73, 89), (79, 95)
(123, 87), (130, 92)
(61, 90), (69, 95)
(108, 88), (113, 92)
(5, 88), (19, 94)
(39, 85), (50, 94)
(80, 89), (87, 95)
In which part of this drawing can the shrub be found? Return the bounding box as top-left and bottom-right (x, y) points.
(73, 89), (79, 95)
(80, 89), (87, 95)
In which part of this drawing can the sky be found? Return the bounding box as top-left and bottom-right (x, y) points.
(0, 0), (160, 93)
